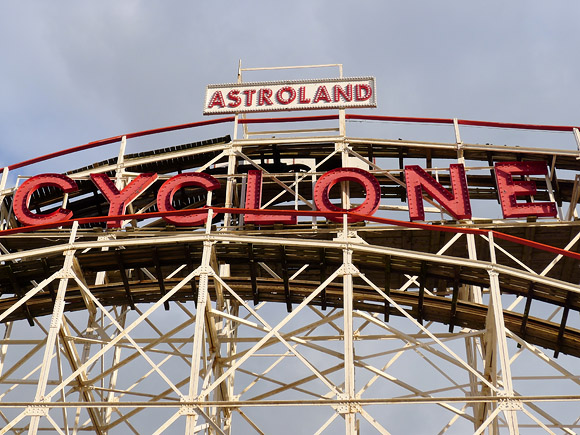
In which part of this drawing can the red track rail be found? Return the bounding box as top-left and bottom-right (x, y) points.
(1, 207), (579, 264)
(2, 117), (235, 173)
(2, 114), (579, 174)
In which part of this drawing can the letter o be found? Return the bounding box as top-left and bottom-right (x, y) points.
(156, 173), (220, 226)
(314, 168), (381, 223)
(276, 86), (297, 105)
(13, 174), (78, 226)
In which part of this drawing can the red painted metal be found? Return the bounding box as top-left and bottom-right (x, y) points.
(3, 207), (580, 263)
(346, 114), (454, 125)
(11, 163), (559, 227)
(2, 114), (579, 175)
(457, 119), (576, 132)
(405, 164), (472, 221)
(244, 170), (296, 225)
(346, 114), (579, 132)
(313, 167), (381, 223)
(1, 117), (235, 173)
(12, 174), (78, 226)
(495, 161), (557, 218)
(91, 173), (158, 228)
(156, 173), (221, 226)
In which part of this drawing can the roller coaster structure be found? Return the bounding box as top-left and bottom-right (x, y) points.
(0, 67), (580, 434)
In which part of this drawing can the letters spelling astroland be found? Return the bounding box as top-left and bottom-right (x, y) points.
(13, 161), (556, 229)
(203, 77), (376, 115)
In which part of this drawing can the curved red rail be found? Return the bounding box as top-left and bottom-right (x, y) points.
(2, 114), (579, 174)
(2, 117), (235, 173)
(1, 207), (579, 264)
(346, 114), (579, 132)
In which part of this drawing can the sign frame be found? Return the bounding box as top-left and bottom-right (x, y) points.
(203, 76), (376, 115)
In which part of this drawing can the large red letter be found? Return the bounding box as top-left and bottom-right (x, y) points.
(314, 168), (381, 223)
(495, 161), (557, 218)
(13, 174), (78, 226)
(405, 164), (471, 221)
(207, 91), (225, 108)
(244, 170), (296, 225)
(355, 84), (372, 101)
(157, 173), (220, 226)
(91, 173), (158, 228)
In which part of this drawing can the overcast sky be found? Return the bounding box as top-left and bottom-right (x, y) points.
(2, 1), (579, 170)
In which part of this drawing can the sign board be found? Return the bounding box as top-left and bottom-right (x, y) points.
(203, 77), (376, 115)
(13, 161), (556, 228)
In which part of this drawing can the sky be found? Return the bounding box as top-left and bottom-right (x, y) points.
(2, 1), (580, 171)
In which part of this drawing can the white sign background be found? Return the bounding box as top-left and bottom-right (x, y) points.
(203, 77), (376, 115)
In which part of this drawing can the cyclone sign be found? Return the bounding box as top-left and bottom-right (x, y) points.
(203, 77), (376, 114)
(12, 162), (556, 229)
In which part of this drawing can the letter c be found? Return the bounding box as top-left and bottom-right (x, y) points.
(157, 173), (220, 226)
(13, 173), (78, 226)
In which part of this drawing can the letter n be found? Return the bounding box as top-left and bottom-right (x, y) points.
(405, 164), (471, 221)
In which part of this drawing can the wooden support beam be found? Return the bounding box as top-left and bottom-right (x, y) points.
(449, 266), (460, 332)
(91, 184), (104, 218)
(399, 148), (406, 203)
(280, 246), (292, 313)
(248, 244), (259, 305)
(7, 264), (34, 326)
(41, 258), (56, 302)
(487, 151), (500, 203)
(384, 255), (391, 322)
(417, 261), (427, 325)
(154, 247), (170, 311)
(183, 244), (197, 306)
(115, 250), (136, 310)
(522, 226), (536, 268)
(554, 292), (573, 358)
(549, 161), (563, 207)
(319, 249), (327, 310)
(520, 283), (534, 341)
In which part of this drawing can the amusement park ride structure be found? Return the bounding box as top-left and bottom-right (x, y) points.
(0, 64), (579, 434)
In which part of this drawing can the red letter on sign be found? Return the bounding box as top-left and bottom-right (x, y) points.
(207, 91), (225, 108)
(157, 173), (220, 226)
(13, 173), (78, 226)
(244, 170), (296, 225)
(312, 85), (331, 103)
(333, 84), (353, 102)
(355, 84), (372, 101)
(405, 164), (471, 221)
(227, 90), (242, 108)
(91, 173), (158, 228)
(258, 88), (273, 106)
(495, 161), (557, 218)
(314, 167), (381, 223)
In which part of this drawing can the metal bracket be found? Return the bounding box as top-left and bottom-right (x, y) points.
(25, 401), (49, 417)
(337, 263), (360, 277)
(336, 394), (350, 414)
(179, 396), (198, 416)
(335, 394), (361, 414)
(334, 230), (365, 243)
(498, 397), (524, 411)
(55, 268), (75, 279)
(334, 142), (349, 152)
